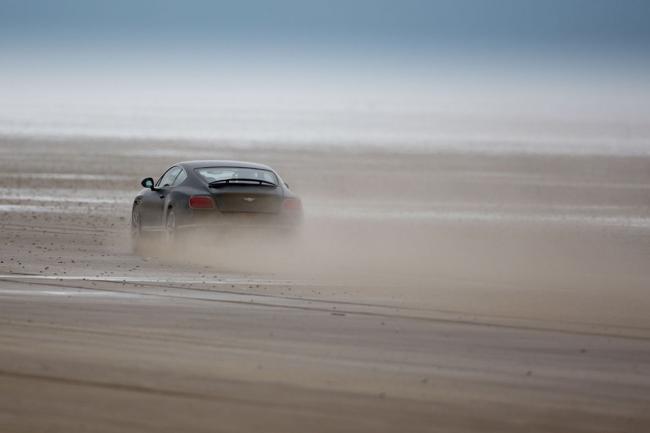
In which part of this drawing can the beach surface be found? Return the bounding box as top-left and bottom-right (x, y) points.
(1, 134), (649, 432)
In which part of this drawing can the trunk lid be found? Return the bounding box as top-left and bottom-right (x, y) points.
(211, 187), (283, 213)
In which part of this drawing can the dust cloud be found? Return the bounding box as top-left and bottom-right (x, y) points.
(123, 145), (650, 331)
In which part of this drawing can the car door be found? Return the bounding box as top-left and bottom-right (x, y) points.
(139, 166), (182, 228)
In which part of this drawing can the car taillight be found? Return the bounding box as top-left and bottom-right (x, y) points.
(282, 197), (302, 211)
(189, 196), (215, 209)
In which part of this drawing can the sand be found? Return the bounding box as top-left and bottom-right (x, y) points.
(1, 134), (649, 432)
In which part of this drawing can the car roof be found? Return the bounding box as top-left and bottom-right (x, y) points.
(178, 160), (274, 171)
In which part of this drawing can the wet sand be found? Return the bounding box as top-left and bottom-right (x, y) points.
(1, 134), (650, 432)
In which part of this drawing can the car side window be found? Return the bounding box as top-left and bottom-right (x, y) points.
(171, 168), (187, 186)
(156, 166), (182, 187)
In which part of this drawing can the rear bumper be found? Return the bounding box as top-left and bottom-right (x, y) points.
(177, 211), (302, 232)
(177, 222), (300, 231)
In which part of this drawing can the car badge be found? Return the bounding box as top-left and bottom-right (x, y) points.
(243, 197), (256, 202)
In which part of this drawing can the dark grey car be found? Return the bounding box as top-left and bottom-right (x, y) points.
(131, 160), (302, 249)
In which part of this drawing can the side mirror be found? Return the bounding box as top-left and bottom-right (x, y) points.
(141, 177), (155, 190)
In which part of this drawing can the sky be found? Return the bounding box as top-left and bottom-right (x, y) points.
(1, 0), (649, 57)
(0, 0), (649, 149)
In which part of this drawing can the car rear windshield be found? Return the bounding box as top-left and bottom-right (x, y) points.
(195, 167), (278, 185)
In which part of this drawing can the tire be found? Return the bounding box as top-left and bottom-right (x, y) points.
(163, 209), (177, 246)
(131, 207), (148, 254)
